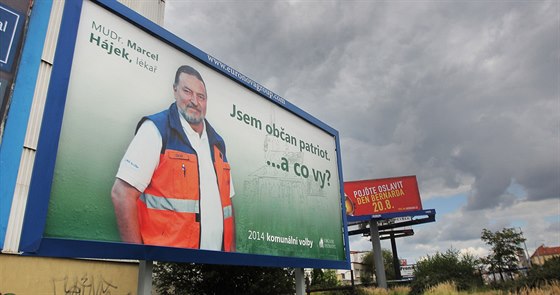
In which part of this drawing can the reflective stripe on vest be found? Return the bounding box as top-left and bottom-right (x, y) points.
(140, 194), (230, 218)
(140, 193), (199, 213)
(223, 205), (233, 219)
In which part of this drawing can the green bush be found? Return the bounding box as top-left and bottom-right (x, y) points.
(409, 248), (482, 295)
(310, 269), (340, 288)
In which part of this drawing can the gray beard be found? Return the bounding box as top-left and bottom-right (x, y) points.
(180, 109), (204, 124)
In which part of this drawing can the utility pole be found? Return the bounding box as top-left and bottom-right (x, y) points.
(518, 227), (532, 268)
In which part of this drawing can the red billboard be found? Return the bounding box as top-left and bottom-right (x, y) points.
(344, 176), (422, 217)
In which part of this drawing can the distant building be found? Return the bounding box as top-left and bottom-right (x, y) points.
(337, 251), (371, 285)
(530, 245), (560, 266)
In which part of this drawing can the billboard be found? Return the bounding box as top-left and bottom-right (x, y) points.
(400, 264), (415, 278)
(20, 0), (349, 269)
(344, 176), (422, 219)
(0, 2), (25, 72)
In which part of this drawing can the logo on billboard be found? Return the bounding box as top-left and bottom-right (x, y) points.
(319, 238), (337, 249)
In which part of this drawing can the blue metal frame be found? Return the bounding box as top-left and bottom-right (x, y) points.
(19, 0), (350, 269)
(0, 0), (53, 248)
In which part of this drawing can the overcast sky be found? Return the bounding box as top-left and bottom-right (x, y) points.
(164, 0), (560, 263)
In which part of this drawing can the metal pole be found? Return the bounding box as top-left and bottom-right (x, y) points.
(370, 219), (387, 288)
(137, 260), (153, 295)
(390, 233), (402, 280)
(519, 227), (532, 268)
(295, 268), (306, 295)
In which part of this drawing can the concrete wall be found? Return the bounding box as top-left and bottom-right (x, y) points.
(0, 254), (138, 295)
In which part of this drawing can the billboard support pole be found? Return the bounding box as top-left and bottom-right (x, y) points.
(295, 268), (305, 295)
(390, 233), (402, 280)
(369, 219), (387, 288)
(137, 260), (153, 295)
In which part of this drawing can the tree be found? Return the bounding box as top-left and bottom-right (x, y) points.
(360, 252), (374, 284)
(480, 227), (526, 282)
(154, 262), (295, 295)
(360, 249), (396, 284)
(409, 248), (481, 295)
(526, 256), (560, 287)
(310, 269), (339, 288)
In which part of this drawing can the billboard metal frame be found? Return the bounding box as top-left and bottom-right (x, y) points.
(19, 0), (350, 270)
(347, 208), (436, 223)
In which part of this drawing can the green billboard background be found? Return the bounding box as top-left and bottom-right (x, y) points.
(44, 0), (345, 261)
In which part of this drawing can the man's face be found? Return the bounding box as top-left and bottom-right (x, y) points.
(174, 73), (207, 126)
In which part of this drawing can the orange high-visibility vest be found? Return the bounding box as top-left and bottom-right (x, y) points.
(136, 103), (234, 251)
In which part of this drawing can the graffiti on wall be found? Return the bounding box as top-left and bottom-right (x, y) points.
(0, 255), (137, 295)
(52, 273), (132, 295)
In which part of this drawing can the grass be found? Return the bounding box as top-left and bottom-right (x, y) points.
(312, 285), (411, 295)
(346, 281), (560, 295)
(354, 285), (411, 295)
(422, 281), (560, 294)
(515, 281), (560, 295)
(424, 282), (499, 294)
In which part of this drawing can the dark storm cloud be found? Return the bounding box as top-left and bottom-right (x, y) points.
(165, 0), (559, 235)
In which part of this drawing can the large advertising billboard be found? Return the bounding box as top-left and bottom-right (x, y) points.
(344, 176), (422, 219)
(20, 0), (349, 269)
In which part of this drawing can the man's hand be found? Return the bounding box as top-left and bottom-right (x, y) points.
(111, 178), (143, 244)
